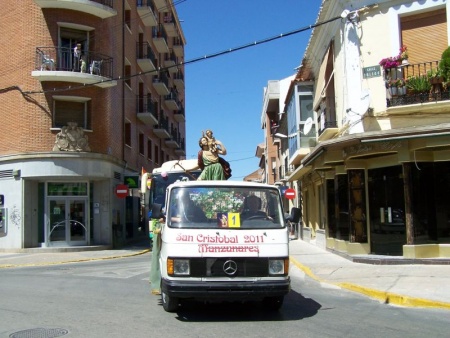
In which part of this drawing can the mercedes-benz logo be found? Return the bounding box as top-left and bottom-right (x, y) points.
(223, 260), (238, 275)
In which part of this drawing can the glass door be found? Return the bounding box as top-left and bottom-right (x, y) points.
(48, 198), (88, 246)
(49, 199), (66, 242)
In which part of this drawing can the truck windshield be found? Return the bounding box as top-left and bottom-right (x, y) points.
(167, 186), (285, 229)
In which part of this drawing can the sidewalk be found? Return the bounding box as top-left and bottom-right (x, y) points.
(289, 239), (450, 310)
(1, 240), (450, 310)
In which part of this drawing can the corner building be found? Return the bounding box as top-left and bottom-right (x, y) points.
(0, 0), (186, 249)
(270, 0), (450, 258)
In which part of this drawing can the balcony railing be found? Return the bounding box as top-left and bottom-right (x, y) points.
(384, 60), (450, 108)
(152, 24), (169, 54)
(136, 42), (157, 72)
(35, 47), (114, 79)
(317, 112), (337, 137)
(136, 1), (157, 25)
(137, 95), (156, 115)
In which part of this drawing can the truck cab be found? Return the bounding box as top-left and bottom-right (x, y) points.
(157, 180), (290, 312)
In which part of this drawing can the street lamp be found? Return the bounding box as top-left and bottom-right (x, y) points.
(273, 117), (313, 139)
(274, 132), (300, 139)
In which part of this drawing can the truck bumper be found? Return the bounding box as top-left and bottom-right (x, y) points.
(161, 278), (291, 301)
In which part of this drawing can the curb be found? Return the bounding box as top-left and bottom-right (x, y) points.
(0, 249), (151, 269)
(289, 256), (450, 311)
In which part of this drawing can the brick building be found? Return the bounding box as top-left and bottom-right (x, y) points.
(0, 0), (186, 249)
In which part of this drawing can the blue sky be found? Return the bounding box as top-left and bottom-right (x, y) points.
(176, 0), (323, 180)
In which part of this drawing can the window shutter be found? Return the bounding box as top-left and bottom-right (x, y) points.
(401, 9), (448, 64)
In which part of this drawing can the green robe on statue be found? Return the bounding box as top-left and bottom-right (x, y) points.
(198, 152), (226, 180)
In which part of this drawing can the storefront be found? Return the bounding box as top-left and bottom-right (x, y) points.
(293, 131), (450, 258)
(0, 153), (142, 250)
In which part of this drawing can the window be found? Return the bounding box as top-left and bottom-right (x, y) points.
(53, 96), (91, 129)
(147, 139), (152, 160)
(125, 122), (131, 147)
(155, 145), (159, 164)
(167, 186), (284, 229)
(125, 64), (131, 88)
(125, 9), (131, 29)
(139, 133), (144, 155)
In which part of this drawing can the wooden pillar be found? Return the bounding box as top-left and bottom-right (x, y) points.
(403, 163), (414, 244)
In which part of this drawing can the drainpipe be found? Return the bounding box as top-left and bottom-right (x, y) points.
(122, 0), (125, 162)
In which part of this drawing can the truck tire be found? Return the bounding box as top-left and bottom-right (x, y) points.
(262, 296), (284, 311)
(162, 291), (179, 312)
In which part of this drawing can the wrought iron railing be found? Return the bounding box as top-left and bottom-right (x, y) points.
(384, 60), (450, 107)
(35, 47), (114, 79)
(136, 95), (157, 115)
(136, 0), (155, 11)
(136, 42), (156, 64)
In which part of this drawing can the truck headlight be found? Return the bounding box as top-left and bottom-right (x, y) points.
(168, 258), (190, 276)
(268, 259), (288, 275)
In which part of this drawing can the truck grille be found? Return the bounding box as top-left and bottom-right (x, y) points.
(189, 257), (268, 277)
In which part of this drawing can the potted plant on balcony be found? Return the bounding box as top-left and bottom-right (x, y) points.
(396, 78), (406, 95)
(438, 46), (450, 88)
(406, 75), (431, 102)
(386, 78), (398, 96)
(379, 45), (409, 70)
(427, 69), (444, 84)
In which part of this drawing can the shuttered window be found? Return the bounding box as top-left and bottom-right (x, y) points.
(54, 98), (90, 129)
(401, 9), (448, 64)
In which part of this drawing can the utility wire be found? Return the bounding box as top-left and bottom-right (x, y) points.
(20, 14), (344, 95)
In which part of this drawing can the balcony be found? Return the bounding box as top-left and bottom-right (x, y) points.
(317, 111), (338, 141)
(164, 90), (180, 110)
(136, 42), (157, 73)
(174, 138), (186, 155)
(162, 14), (178, 37)
(34, 0), (116, 19)
(32, 47), (116, 88)
(172, 37), (184, 57)
(137, 0), (157, 26)
(165, 130), (180, 148)
(384, 60), (450, 110)
(154, 113), (170, 139)
(152, 25), (169, 54)
(173, 71), (184, 91)
(153, 72), (170, 96)
(153, 0), (166, 10)
(164, 51), (178, 73)
(137, 95), (158, 125)
(174, 108), (185, 123)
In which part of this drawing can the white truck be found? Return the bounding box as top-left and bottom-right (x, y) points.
(154, 180), (291, 312)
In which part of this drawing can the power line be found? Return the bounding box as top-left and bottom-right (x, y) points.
(18, 14), (343, 95)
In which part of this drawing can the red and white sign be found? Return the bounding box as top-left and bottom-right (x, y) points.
(285, 188), (296, 200)
(115, 184), (128, 198)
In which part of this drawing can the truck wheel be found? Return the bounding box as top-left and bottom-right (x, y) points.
(161, 291), (179, 312)
(262, 296), (284, 311)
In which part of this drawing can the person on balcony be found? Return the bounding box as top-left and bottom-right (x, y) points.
(73, 43), (82, 72)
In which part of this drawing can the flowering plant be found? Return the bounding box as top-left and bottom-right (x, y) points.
(395, 78), (406, 87)
(399, 45), (408, 61)
(379, 45), (408, 69)
(379, 57), (400, 70)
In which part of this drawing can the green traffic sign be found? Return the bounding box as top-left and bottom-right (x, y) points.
(124, 176), (139, 188)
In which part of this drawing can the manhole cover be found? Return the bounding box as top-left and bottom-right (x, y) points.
(10, 328), (68, 338)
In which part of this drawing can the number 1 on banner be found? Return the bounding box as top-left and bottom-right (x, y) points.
(228, 213), (240, 227)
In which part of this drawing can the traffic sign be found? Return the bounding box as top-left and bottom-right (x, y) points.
(124, 176), (139, 188)
(285, 188), (296, 200)
(115, 184), (128, 198)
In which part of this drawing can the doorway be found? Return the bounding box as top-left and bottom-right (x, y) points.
(48, 198), (88, 246)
